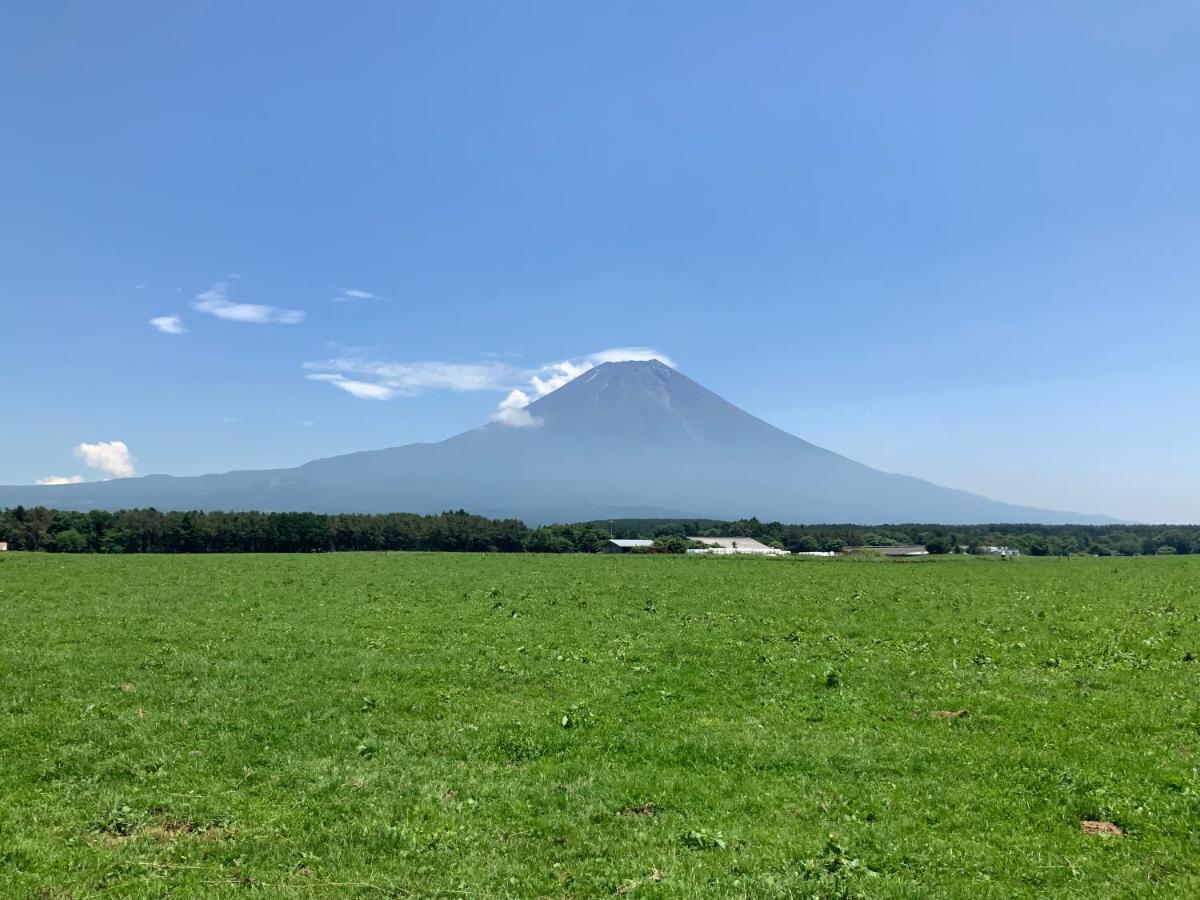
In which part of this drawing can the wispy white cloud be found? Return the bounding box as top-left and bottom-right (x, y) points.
(528, 361), (588, 397)
(306, 373), (397, 400)
(149, 314), (185, 334)
(332, 287), (389, 303)
(74, 440), (136, 478)
(193, 281), (305, 325)
(303, 359), (512, 397)
(36, 475), (84, 485)
(303, 347), (675, 426)
(492, 389), (542, 427)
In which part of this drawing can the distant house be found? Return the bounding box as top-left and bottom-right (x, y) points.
(602, 539), (655, 553)
(685, 537), (790, 556)
(0, 541), (6, 552)
(846, 545), (929, 557)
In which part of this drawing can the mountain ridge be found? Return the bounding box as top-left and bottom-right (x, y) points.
(0, 360), (1117, 524)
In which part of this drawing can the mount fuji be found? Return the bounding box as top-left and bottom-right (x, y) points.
(0, 360), (1112, 524)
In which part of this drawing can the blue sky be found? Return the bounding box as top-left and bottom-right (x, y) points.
(1, 2), (1197, 522)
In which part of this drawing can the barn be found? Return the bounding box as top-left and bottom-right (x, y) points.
(846, 545), (929, 557)
(685, 537), (789, 556)
(602, 539), (654, 553)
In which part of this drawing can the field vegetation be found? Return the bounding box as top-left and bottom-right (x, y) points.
(1, 552), (1198, 897)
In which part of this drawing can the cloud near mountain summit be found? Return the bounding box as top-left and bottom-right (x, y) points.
(302, 347), (676, 423)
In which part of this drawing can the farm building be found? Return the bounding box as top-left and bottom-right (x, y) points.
(602, 539), (654, 553)
(601, 537), (791, 556)
(685, 537), (789, 556)
(973, 545), (1022, 557)
(846, 545), (930, 557)
(0, 541), (6, 552)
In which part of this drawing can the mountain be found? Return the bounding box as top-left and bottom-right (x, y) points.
(0, 360), (1114, 524)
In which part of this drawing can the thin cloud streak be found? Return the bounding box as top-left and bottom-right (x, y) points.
(303, 359), (513, 397)
(36, 475), (84, 485)
(193, 281), (305, 324)
(306, 373), (397, 400)
(333, 287), (389, 303)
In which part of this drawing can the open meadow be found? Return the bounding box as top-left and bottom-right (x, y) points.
(1, 552), (1198, 898)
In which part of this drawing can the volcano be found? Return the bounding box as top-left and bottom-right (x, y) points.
(0, 360), (1112, 524)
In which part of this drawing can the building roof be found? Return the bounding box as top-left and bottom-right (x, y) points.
(847, 545), (929, 556)
(608, 539), (654, 548)
(686, 536), (775, 552)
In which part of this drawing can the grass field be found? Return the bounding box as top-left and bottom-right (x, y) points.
(1, 552), (1198, 897)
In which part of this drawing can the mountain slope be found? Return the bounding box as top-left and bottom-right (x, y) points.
(0, 361), (1114, 524)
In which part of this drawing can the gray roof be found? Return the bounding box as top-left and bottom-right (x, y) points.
(608, 539), (654, 548)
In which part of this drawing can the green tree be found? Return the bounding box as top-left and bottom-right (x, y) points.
(652, 535), (690, 554)
(51, 529), (88, 552)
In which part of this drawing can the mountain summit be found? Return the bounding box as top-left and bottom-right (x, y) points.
(0, 360), (1111, 524)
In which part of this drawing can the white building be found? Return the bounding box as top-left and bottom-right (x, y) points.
(603, 536), (791, 556)
(846, 545), (929, 557)
(685, 536), (790, 556)
(976, 545), (1021, 557)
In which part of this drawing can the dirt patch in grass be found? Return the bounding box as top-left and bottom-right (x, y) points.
(139, 821), (194, 842)
(1080, 820), (1123, 836)
(616, 868), (666, 894)
(930, 709), (969, 719)
(96, 817), (227, 848)
(621, 801), (660, 817)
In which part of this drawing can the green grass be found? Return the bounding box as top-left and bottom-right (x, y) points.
(1, 552), (1198, 898)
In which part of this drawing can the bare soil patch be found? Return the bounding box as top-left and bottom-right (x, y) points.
(96, 817), (226, 848)
(622, 801), (660, 817)
(930, 709), (969, 719)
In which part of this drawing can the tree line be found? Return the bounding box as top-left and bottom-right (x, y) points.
(1, 506), (1197, 556)
(0, 507), (609, 554)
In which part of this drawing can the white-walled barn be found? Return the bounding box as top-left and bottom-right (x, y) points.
(685, 537), (789, 556)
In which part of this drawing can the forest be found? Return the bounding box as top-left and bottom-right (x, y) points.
(1, 506), (1197, 556)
